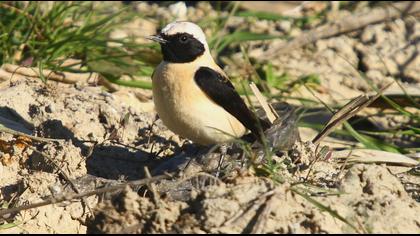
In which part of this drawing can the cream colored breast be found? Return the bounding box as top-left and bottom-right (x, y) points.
(152, 61), (246, 145)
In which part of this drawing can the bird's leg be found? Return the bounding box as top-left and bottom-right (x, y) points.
(240, 150), (247, 169)
(181, 144), (215, 176)
(215, 144), (227, 178)
(181, 155), (195, 176)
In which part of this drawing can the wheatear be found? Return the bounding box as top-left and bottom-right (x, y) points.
(148, 21), (270, 146)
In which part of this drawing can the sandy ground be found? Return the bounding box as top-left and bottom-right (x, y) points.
(0, 2), (419, 234)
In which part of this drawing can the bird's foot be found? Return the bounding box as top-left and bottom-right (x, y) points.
(215, 144), (227, 178)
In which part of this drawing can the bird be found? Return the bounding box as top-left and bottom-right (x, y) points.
(148, 21), (271, 148)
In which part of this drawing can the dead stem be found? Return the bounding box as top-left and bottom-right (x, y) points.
(311, 82), (393, 145)
(0, 173), (172, 218)
(24, 143), (93, 215)
(144, 166), (160, 205)
(0, 125), (63, 143)
(265, 2), (420, 59)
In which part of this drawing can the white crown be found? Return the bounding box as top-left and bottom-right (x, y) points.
(161, 21), (208, 46)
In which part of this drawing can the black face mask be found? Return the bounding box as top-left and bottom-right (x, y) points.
(160, 33), (205, 63)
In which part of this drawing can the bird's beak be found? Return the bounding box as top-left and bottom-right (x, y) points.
(146, 35), (168, 44)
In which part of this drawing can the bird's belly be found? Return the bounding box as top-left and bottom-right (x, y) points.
(153, 74), (246, 145)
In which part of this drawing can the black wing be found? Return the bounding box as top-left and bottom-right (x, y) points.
(194, 67), (270, 140)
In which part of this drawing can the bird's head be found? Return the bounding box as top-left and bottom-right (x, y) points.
(147, 21), (210, 63)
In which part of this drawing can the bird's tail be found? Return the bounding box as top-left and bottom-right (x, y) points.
(244, 102), (299, 150)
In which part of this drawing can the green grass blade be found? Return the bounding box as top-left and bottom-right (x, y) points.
(235, 11), (291, 21)
(0, 221), (22, 230)
(300, 121), (403, 153)
(292, 188), (360, 232)
(213, 31), (285, 53)
(344, 122), (401, 153)
(105, 77), (152, 90)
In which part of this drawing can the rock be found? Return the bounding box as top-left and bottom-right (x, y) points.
(277, 20), (292, 33)
(169, 2), (187, 20)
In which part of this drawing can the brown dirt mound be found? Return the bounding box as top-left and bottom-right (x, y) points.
(88, 164), (420, 234)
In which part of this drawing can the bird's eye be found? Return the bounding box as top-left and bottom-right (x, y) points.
(180, 35), (188, 42)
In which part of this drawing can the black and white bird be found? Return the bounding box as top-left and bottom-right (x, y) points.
(148, 21), (270, 147)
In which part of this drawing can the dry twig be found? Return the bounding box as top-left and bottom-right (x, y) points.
(25, 143), (93, 214)
(265, 1), (420, 59)
(1, 64), (119, 92)
(0, 124), (63, 143)
(249, 82), (279, 124)
(223, 189), (276, 227)
(250, 192), (278, 234)
(144, 166), (160, 205)
(311, 82), (392, 145)
(0, 173), (172, 218)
